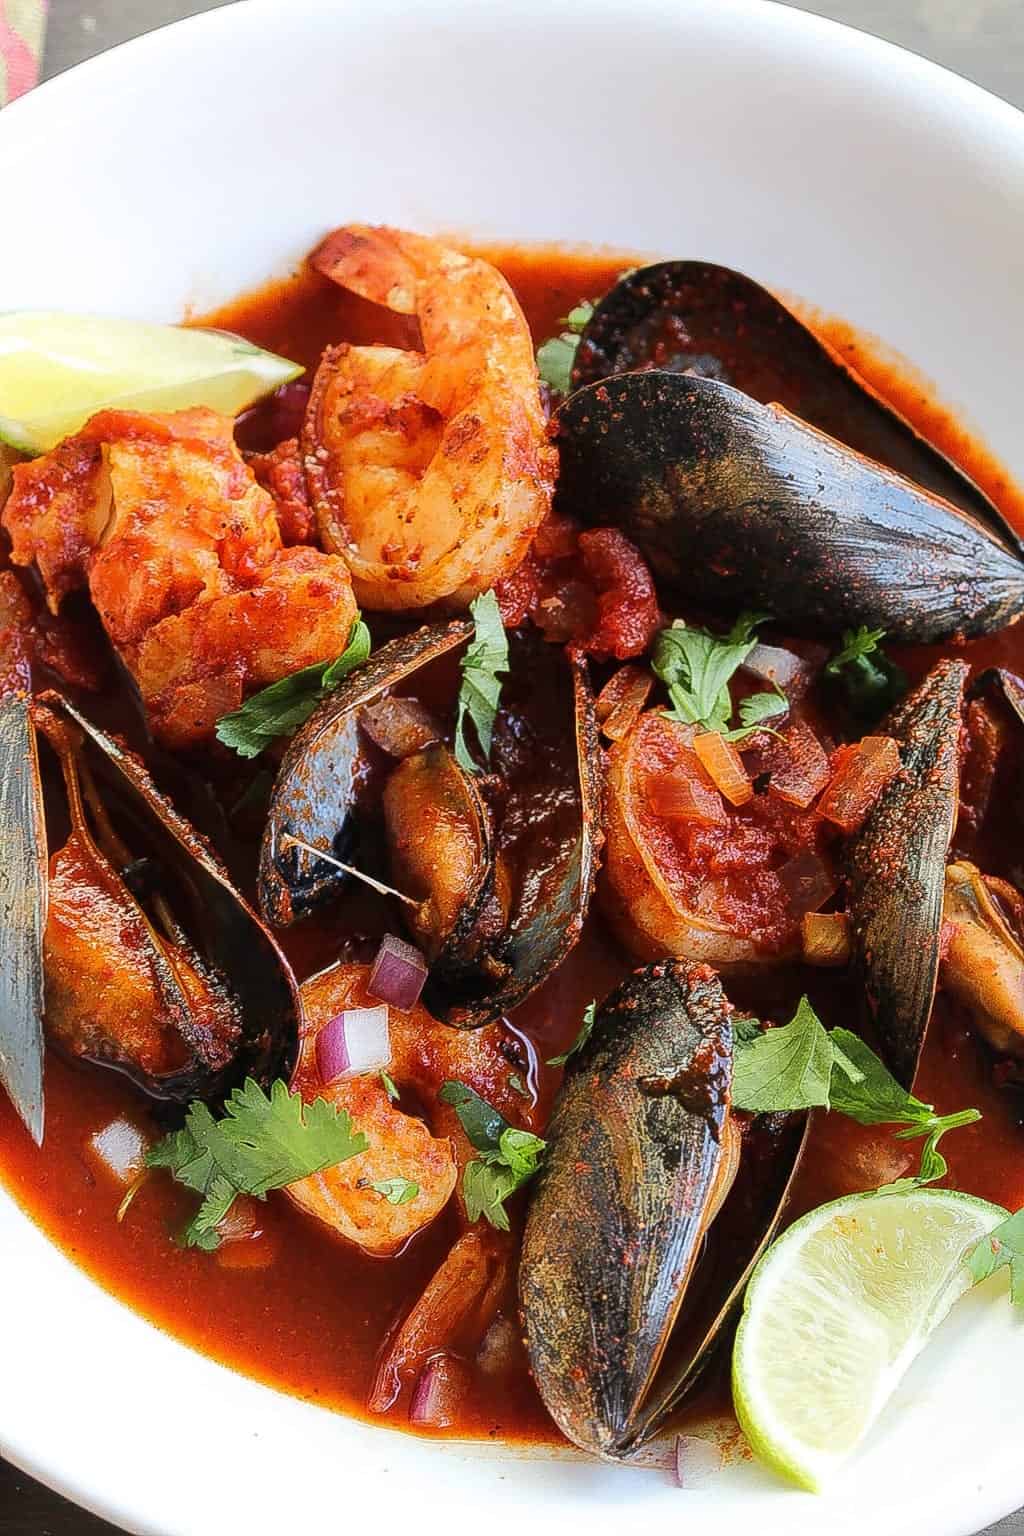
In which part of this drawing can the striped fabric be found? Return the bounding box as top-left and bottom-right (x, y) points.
(0, 0), (46, 105)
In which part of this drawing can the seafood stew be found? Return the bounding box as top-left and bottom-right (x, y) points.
(1, 232), (1023, 1484)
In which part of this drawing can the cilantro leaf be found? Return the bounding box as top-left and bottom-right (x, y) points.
(380, 1069), (399, 1103)
(439, 1079), (510, 1151)
(508, 1072), (530, 1099)
(731, 1016), (764, 1045)
(463, 1127), (547, 1231)
(147, 1078), (368, 1249)
(966, 1208), (1024, 1306)
(724, 687), (789, 741)
(547, 1000), (597, 1067)
(732, 996), (834, 1113)
(454, 590), (509, 772)
(733, 1007), (980, 1188)
(824, 625), (907, 724)
(440, 1080), (546, 1229)
(215, 619), (371, 758)
(371, 1177), (419, 1205)
(652, 614), (787, 740)
(536, 301), (595, 394)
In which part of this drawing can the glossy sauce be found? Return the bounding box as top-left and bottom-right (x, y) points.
(1, 244), (1023, 1448)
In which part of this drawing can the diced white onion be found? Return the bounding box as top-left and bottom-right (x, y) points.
(86, 1118), (150, 1186)
(317, 1005), (391, 1085)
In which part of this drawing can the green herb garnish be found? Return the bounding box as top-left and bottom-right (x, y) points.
(215, 618), (371, 758)
(824, 625), (907, 723)
(547, 1000), (597, 1067)
(146, 1078), (367, 1249)
(536, 301), (595, 394)
(967, 1208), (1024, 1306)
(439, 1079), (545, 1231)
(379, 1069), (399, 1104)
(508, 1072), (531, 1099)
(371, 1177), (419, 1206)
(454, 590), (509, 773)
(733, 1001), (980, 1187)
(651, 613), (787, 741)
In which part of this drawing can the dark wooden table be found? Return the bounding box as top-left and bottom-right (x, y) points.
(2, 0), (1022, 1530)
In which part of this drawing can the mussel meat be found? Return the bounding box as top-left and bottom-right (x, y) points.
(571, 260), (1016, 549)
(555, 373), (1024, 644)
(382, 741), (503, 968)
(519, 960), (805, 1458)
(844, 660), (968, 1087)
(942, 861), (1024, 1064)
(4, 691), (299, 1107)
(259, 618), (472, 925)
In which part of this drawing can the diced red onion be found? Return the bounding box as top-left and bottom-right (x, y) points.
(764, 719), (831, 809)
(777, 848), (838, 916)
(215, 1195), (264, 1246)
(742, 643), (807, 691)
(476, 1316), (520, 1377)
(802, 911), (852, 967)
(693, 732), (752, 807)
(368, 933), (429, 1012)
(86, 1118), (150, 1186)
(360, 696), (442, 759)
(409, 1352), (471, 1428)
(818, 734), (901, 834)
(317, 1005), (391, 1085)
(675, 1434), (723, 1490)
(647, 752), (727, 825)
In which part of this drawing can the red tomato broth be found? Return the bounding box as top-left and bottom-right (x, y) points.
(1, 242), (1023, 1449)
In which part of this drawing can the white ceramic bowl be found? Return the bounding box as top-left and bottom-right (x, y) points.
(2, 3), (1023, 1533)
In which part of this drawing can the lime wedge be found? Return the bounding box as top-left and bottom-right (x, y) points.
(732, 1187), (1007, 1492)
(0, 312), (303, 453)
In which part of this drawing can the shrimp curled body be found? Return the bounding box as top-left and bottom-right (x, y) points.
(304, 226), (556, 611)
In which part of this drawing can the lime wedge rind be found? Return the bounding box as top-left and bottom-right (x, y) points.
(0, 312), (302, 452)
(732, 1186), (1008, 1493)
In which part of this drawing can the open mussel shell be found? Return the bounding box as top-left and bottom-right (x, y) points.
(424, 634), (603, 1029)
(555, 373), (1024, 644)
(845, 660), (968, 1088)
(571, 260), (1016, 550)
(41, 693), (299, 1099)
(0, 694), (47, 1142)
(259, 618), (472, 926)
(519, 960), (805, 1458)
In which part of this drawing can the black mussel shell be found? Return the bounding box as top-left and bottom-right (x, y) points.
(555, 373), (1024, 644)
(0, 695), (46, 1141)
(424, 634), (603, 1029)
(520, 960), (806, 1458)
(572, 260), (1016, 551)
(845, 660), (968, 1088)
(40, 694), (299, 1100)
(259, 618), (472, 926)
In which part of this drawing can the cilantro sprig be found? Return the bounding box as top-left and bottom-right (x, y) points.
(536, 301), (595, 394)
(439, 1080), (545, 1231)
(652, 614), (788, 742)
(454, 590), (509, 773)
(824, 625), (907, 724)
(146, 1078), (368, 1249)
(547, 1000), (596, 1067)
(967, 1208), (1024, 1306)
(215, 618), (371, 758)
(733, 1000), (981, 1188)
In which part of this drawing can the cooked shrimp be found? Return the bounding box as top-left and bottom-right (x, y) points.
(304, 226), (556, 611)
(287, 962), (539, 1256)
(602, 709), (835, 967)
(3, 408), (358, 745)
